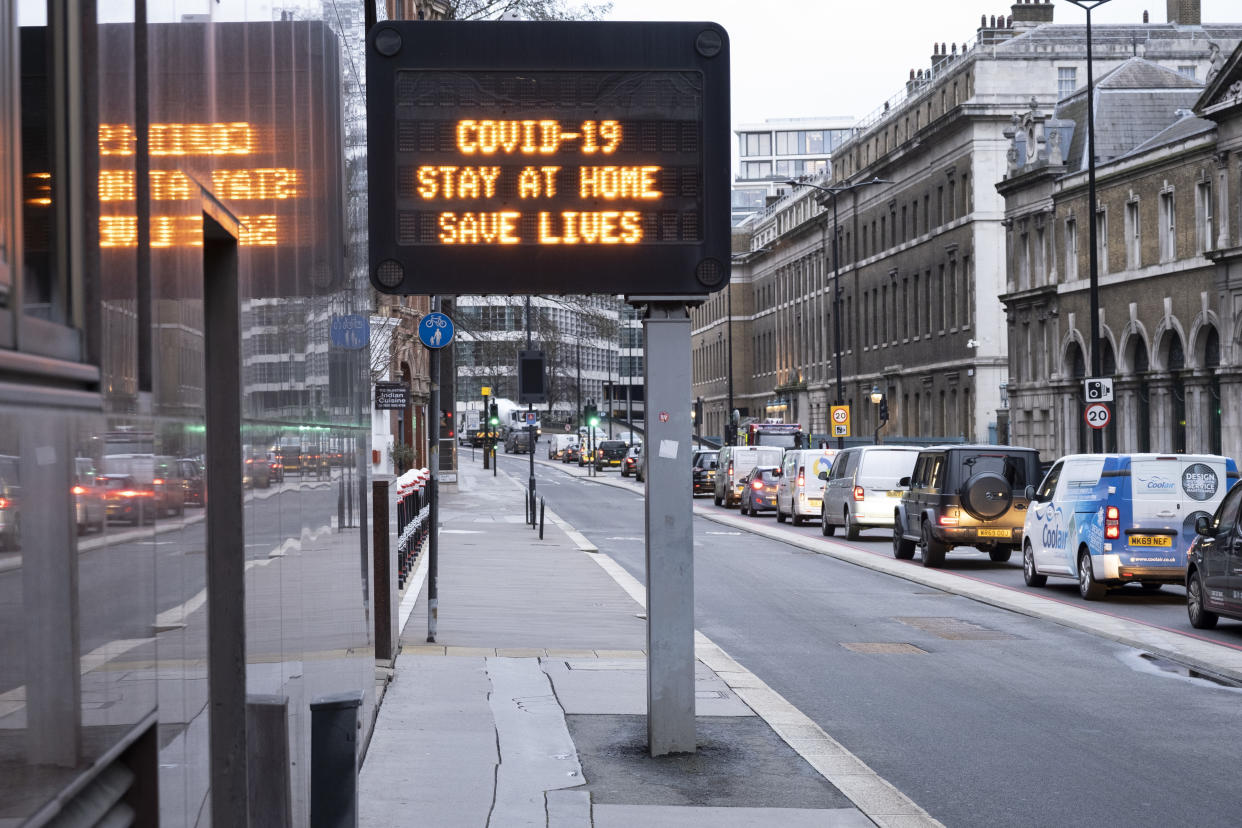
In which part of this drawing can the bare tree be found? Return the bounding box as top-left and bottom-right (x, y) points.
(445, 0), (613, 20)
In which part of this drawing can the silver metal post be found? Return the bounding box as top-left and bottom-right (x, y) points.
(427, 295), (440, 643)
(640, 300), (695, 756)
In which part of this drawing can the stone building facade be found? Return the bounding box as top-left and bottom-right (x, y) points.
(693, 1), (1241, 446)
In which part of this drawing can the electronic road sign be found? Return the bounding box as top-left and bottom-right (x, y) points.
(366, 20), (730, 297)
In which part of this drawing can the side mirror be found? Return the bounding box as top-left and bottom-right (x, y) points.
(1024, 485), (1036, 501)
(898, 476), (911, 488)
(818, 470), (829, 480)
(709, 461), (718, 470)
(1195, 514), (1213, 537)
(773, 469), (781, 478)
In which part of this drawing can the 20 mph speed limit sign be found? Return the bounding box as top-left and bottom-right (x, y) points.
(1085, 402), (1111, 429)
(830, 404), (851, 437)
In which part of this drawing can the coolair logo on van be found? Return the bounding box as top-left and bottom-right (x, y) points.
(1137, 475), (1176, 492)
(1041, 505), (1069, 550)
(1181, 463), (1219, 502)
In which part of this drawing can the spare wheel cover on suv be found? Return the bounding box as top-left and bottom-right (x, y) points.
(960, 471), (1013, 520)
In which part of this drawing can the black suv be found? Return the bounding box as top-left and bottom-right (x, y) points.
(1187, 481), (1242, 629)
(893, 445), (1041, 568)
(594, 440), (628, 471)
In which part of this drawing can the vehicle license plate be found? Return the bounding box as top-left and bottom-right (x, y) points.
(886, 490), (902, 498)
(808, 498), (821, 508)
(977, 528), (1010, 538)
(1129, 535), (1172, 547)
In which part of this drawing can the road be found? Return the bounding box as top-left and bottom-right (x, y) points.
(498, 447), (1242, 828)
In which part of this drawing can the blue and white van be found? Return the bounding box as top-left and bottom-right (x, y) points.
(1021, 453), (1239, 600)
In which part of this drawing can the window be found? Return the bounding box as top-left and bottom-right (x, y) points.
(948, 259), (958, 328)
(1159, 190), (1176, 261)
(911, 201), (918, 238)
(1065, 217), (1078, 281)
(1177, 65), (1197, 79)
(912, 274), (920, 336)
(806, 131), (824, 154)
(1034, 227), (1045, 285)
(947, 179), (956, 222)
(742, 161), (772, 179)
(1095, 208), (1108, 274)
(742, 133), (772, 157)
(1197, 181), (1213, 253)
(923, 195), (930, 233)
(775, 131), (798, 155)
(1057, 67), (1077, 100)
(1125, 200), (1141, 270)
(938, 264), (946, 331)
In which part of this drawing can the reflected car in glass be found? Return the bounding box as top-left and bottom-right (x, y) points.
(0, 454), (21, 550)
(99, 474), (157, 525)
(73, 457), (106, 535)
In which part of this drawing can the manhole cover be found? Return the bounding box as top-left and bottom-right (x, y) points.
(893, 616), (1016, 640)
(840, 642), (927, 654)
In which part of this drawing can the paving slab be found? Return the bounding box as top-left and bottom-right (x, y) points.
(542, 658), (754, 717)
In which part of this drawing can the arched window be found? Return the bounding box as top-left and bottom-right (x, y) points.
(1129, 336), (1150, 452)
(1204, 326), (1221, 454)
(1161, 332), (1186, 454)
(1067, 341), (1087, 453)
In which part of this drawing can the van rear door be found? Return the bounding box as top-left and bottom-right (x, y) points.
(1128, 456), (1230, 569)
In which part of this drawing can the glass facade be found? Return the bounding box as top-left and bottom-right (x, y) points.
(1, 4), (373, 825)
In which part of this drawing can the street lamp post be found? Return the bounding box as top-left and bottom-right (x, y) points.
(1067, 0), (1112, 454)
(786, 176), (890, 449)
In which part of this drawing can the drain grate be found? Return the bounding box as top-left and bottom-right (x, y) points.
(840, 642), (927, 654)
(893, 616), (1017, 640)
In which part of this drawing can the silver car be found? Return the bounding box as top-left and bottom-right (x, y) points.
(821, 446), (920, 539)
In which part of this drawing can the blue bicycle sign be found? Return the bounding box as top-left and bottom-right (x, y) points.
(418, 312), (454, 349)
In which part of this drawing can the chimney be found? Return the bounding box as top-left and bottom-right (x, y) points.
(1010, 0), (1054, 31)
(1166, 0), (1201, 25)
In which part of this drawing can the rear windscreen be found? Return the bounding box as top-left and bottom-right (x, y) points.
(858, 451), (918, 483)
(957, 453), (1034, 490)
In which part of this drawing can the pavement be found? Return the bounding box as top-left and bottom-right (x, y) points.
(358, 457), (939, 827)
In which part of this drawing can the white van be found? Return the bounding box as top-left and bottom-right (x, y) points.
(548, 433), (578, 460)
(1022, 453), (1239, 599)
(776, 448), (838, 525)
(714, 445), (785, 508)
(820, 446), (920, 539)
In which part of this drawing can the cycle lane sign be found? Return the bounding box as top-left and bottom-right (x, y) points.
(419, 312), (454, 349)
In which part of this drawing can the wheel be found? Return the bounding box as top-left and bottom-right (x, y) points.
(1077, 550), (1106, 601)
(1139, 582), (1163, 592)
(1187, 570), (1219, 629)
(821, 507), (835, 536)
(1023, 542), (1046, 587)
(777, 508), (787, 523)
(740, 499), (749, 516)
(921, 521), (946, 568)
(893, 521), (916, 560)
(988, 546), (1013, 563)
(844, 509), (860, 541)
(714, 493), (722, 507)
(792, 511), (804, 527)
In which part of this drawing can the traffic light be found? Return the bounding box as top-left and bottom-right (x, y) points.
(586, 401), (599, 428)
(878, 395), (889, 424)
(693, 397), (703, 426)
(488, 402), (499, 426)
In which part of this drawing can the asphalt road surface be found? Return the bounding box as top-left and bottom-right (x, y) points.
(503, 450), (1242, 828)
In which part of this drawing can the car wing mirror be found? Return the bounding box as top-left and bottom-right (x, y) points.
(1024, 484), (1036, 501)
(709, 461), (718, 469)
(818, 470), (829, 480)
(1195, 514), (1214, 537)
(898, 476), (911, 487)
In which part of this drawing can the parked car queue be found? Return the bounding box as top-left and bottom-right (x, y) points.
(695, 440), (1242, 632)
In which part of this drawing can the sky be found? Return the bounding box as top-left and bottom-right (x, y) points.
(602, 0), (1241, 129)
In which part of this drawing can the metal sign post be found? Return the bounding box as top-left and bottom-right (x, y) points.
(638, 299), (695, 756)
(420, 301), (453, 644)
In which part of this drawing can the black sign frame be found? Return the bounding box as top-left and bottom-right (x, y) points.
(366, 20), (730, 297)
(374, 381), (411, 410)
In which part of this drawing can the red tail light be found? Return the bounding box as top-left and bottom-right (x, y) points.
(727, 462), (733, 477)
(153, 478), (165, 485)
(797, 466), (805, 488)
(0, 497), (8, 509)
(939, 515), (959, 526)
(752, 479), (764, 491)
(853, 485), (865, 501)
(1105, 505), (1120, 539)
(72, 485), (87, 496)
